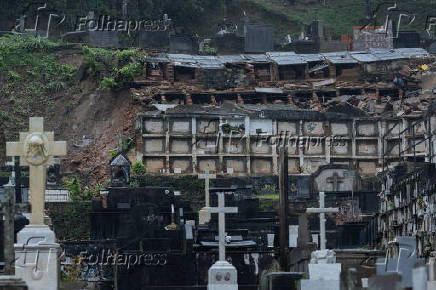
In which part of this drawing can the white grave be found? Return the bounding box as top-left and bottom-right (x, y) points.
(301, 192), (341, 290)
(289, 225), (298, 248)
(6, 117), (67, 290)
(300, 250), (342, 290)
(205, 191), (238, 290)
(198, 168), (216, 224)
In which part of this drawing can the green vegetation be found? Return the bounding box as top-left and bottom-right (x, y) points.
(82, 46), (143, 91)
(48, 202), (92, 240)
(0, 35), (77, 124)
(132, 161), (148, 175)
(63, 175), (101, 201)
(133, 175), (205, 210)
(101, 77), (116, 91)
(238, 0), (435, 38)
(257, 194), (279, 200)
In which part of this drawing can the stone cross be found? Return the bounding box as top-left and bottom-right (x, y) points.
(1, 183), (29, 274)
(306, 192), (338, 250)
(205, 192), (238, 261)
(326, 172), (344, 191)
(6, 117), (67, 225)
(198, 168), (216, 224)
(198, 168), (216, 208)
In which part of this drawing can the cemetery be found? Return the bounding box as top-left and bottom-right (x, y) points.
(1, 1), (436, 290)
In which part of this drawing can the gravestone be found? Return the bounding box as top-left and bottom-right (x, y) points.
(89, 31), (119, 48)
(368, 273), (402, 290)
(139, 30), (169, 49)
(412, 263), (427, 290)
(353, 22), (393, 50)
(394, 31), (421, 48)
(376, 236), (424, 289)
(289, 225), (298, 248)
(170, 35), (199, 54)
(0, 276), (28, 289)
(260, 272), (304, 290)
(300, 250), (341, 290)
(6, 117), (66, 290)
(244, 24), (274, 53)
(215, 33), (245, 54)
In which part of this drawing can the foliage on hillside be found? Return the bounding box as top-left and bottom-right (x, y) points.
(236, 0), (436, 38)
(82, 46), (143, 91)
(0, 35), (78, 159)
(1, 0), (434, 40)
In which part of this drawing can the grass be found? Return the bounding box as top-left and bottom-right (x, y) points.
(256, 194), (280, 200)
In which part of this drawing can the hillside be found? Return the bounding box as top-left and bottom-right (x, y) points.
(231, 0), (436, 38)
(0, 35), (140, 186)
(1, 0), (435, 40)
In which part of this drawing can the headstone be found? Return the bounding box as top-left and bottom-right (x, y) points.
(412, 263), (427, 290)
(394, 31), (421, 48)
(244, 24), (274, 53)
(267, 234), (275, 248)
(6, 117), (67, 290)
(89, 31), (119, 48)
(376, 236), (424, 289)
(169, 35), (199, 54)
(289, 225), (298, 247)
(300, 250), (341, 290)
(139, 30), (169, 49)
(0, 275), (28, 289)
(368, 273), (402, 290)
(205, 191), (238, 290)
(261, 272), (304, 290)
(215, 33), (244, 54)
(428, 258), (436, 290)
(312, 234), (319, 247)
(353, 21), (393, 50)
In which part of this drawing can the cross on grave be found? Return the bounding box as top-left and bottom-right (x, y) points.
(306, 192), (339, 250)
(205, 189), (239, 290)
(198, 168), (216, 224)
(204, 191), (238, 261)
(326, 172), (344, 191)
(1, 157), (23, 203)
(6, 117), (67, 225)
(0, 183), (29, 274)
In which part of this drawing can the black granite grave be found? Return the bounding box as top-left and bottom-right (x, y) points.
(139, 31), (169, 49)
(394, 31), (421, 48)
(169, 35), (199, 54)
(244, 24), (274, 53)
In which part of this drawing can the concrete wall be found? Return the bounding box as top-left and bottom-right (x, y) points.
(139, 114), (431, 176)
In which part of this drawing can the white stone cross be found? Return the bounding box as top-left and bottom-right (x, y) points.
(306, 192), (338, 250)
(198, 168), (216, 224)
(205, 192), (238, 261)
(198, 168), (216, 208)
(6, 117), (67, 225)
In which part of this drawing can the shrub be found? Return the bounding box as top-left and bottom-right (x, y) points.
(115, 48), (141, 63)
(101, 77), (116, 91)
(132, 161), (147, 175)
